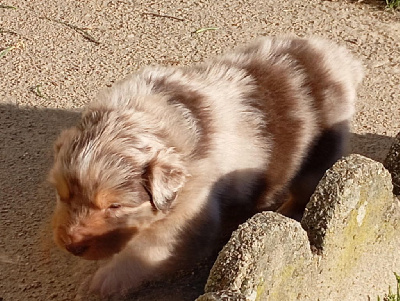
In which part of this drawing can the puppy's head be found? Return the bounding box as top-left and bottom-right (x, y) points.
(49, 109), (188, 260)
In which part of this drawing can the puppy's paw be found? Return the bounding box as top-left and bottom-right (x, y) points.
(90, 266), (124, 297)
(89, 262), (143, 297)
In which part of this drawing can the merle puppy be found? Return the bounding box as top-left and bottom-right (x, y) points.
(49, 36), (363, 296)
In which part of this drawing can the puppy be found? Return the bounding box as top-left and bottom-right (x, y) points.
(49, 36), (363, 296)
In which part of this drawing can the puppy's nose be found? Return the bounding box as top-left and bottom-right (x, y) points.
(65, 243), (89, 256)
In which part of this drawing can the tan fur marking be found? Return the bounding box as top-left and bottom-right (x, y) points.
(53, 174), (70, 201)
(94, 190), (117, 209)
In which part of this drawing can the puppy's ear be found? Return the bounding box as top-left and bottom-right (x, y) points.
(49, 171), (70, 201)
(143, 148), (188, 211)
(49, 128), (78, 199)
(53, 128), (78, 156)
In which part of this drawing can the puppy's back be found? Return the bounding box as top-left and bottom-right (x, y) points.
(208, 36), (363, 208)
(216, 36), (363, 127)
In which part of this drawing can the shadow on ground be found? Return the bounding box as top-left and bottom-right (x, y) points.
(350, 132), (394, 163)
(354, 0), (386, 9)
(0, 103), (212, 301)
(0, 103), (395, 300)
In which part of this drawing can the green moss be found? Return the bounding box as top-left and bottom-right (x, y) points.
(263, 261), (308, 300)
(323, 185), (395, 281)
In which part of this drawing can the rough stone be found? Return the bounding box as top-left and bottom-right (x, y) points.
(203, 212), (313, 301)
(199, 154), (400, 301)
(384, 132), (400, 195)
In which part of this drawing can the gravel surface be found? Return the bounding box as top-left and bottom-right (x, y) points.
(1, 0), (399, 300)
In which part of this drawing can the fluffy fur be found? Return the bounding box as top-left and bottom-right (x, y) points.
(49, 36), (363, 296)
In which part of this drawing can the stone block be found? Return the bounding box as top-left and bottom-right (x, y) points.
(199, 155), (400, 301)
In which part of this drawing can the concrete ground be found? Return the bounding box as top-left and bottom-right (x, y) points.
(0, 0), (399, 300)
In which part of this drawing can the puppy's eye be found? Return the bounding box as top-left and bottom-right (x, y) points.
(108, 203), (122, 209)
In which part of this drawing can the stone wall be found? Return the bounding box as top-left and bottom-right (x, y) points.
(197, 135), (400, 301)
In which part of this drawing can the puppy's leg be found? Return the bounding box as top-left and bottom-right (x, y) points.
(278, 120), (350, 220)
(89, 242), (171, 296)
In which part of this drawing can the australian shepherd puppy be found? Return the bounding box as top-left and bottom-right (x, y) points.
(49, 36), (363, 296)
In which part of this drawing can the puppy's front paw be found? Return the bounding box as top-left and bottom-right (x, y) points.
(90, 266), (124, 297)
(89, 262), (143, 297)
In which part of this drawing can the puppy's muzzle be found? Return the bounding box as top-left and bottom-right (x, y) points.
(59, 226), (138, 260)
(65, 242), (89, 256)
